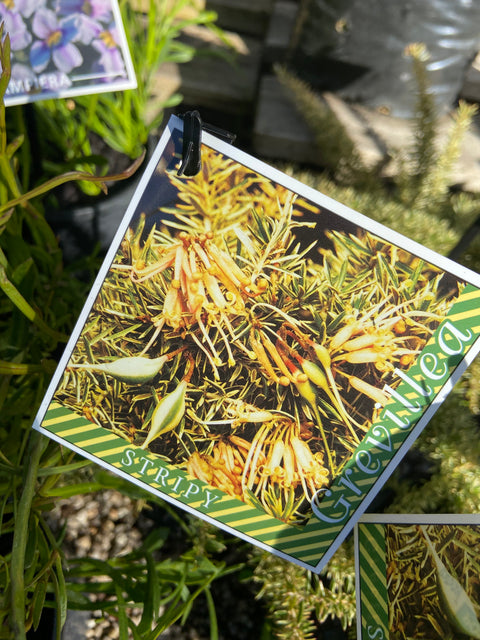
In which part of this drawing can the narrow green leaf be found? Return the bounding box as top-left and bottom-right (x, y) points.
(377, 252), (400, 288)
(10, 432), (47, 640)
(137, 551), (159, 634)
(205, 587), (219, 640)
(114, 583), (130, 640)
(148, 563), (224, 639)
(0, 265), (67, 342)
(335, 258), (348, 289)
(31, 578), (48, 631)
(37, 459), (92, 477)
(0, 153), (145, 214)
(0, 360), (45, 375)
(24, 514), (38, 571)
(53, 554), (67, 635)
(11, 257), (33, 285)
(41, 481), (105, 498)
(6, 134), (24, 159)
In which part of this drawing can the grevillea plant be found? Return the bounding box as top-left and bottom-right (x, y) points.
(385, 523), (480, 639)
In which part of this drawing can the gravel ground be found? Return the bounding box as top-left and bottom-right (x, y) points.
(48, 490), (264, 640)
(49, 490), (143, 639)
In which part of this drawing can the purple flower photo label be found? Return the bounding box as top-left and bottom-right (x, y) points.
(30, 9), (82, 73)
(4, 0), (136, 105)
(1, 0), (40, 21)
(74, 14), (104, 45)
(56, 0), (112, 23)
(6, 63), (33, 97)
(52, 41), (83, 74)
(0, 8), (32, 51)
(91, 25), (125, 78)
(19, 0), (40, 18)
(0, 0), (43, 52)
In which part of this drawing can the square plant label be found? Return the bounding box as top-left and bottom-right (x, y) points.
(34, 115), (480, 572)
(2, 0), (136, 105)
(355, 514), (480, 640)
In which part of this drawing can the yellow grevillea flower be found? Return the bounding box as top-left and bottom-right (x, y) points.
(131, 231), (268, 371)
(133, 232), (265, 328)
(186, 437), (259, 499)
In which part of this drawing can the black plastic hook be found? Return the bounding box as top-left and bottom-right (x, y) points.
(177, 110), (202, 177)
(177, 110), (236, 177)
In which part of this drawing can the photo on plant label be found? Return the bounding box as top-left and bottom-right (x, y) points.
(385, 523), (480, 640)
(35, 116), (480, 572)
(49, 132), (465, 526)
(355, 515), (480, 640)
(2, 0), (135, 105)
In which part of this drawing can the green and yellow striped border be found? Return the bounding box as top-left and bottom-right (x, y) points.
(42, 401), (297, 539)
(357, 522), (389, 638)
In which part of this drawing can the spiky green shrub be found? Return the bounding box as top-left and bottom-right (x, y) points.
(250, 46), (480, 640)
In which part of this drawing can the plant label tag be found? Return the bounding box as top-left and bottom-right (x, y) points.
(33, 115), (480, 573)
(355, 514), (480, 640)
(3, 0), (136, 106)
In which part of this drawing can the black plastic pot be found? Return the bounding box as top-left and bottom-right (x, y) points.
(291, 0), (480, 117)
(46, 137), (157, 264)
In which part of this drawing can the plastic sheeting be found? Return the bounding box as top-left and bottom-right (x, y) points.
(293, 0), (480, 117)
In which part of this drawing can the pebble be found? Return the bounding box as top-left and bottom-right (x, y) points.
(48, 489), (144, 639)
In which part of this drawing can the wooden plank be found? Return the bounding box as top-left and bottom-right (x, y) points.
(253, 74), (322, 165)
(254, 74), (480, 192)
(206, 0), (275, 36)
(254, 75), (381, 168)
(263, 0), (299, 64)
(149, 27), (262, 117)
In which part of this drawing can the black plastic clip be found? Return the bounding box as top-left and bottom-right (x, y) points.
(177, 110), (202, 177)
(177, 110), (236, 177)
